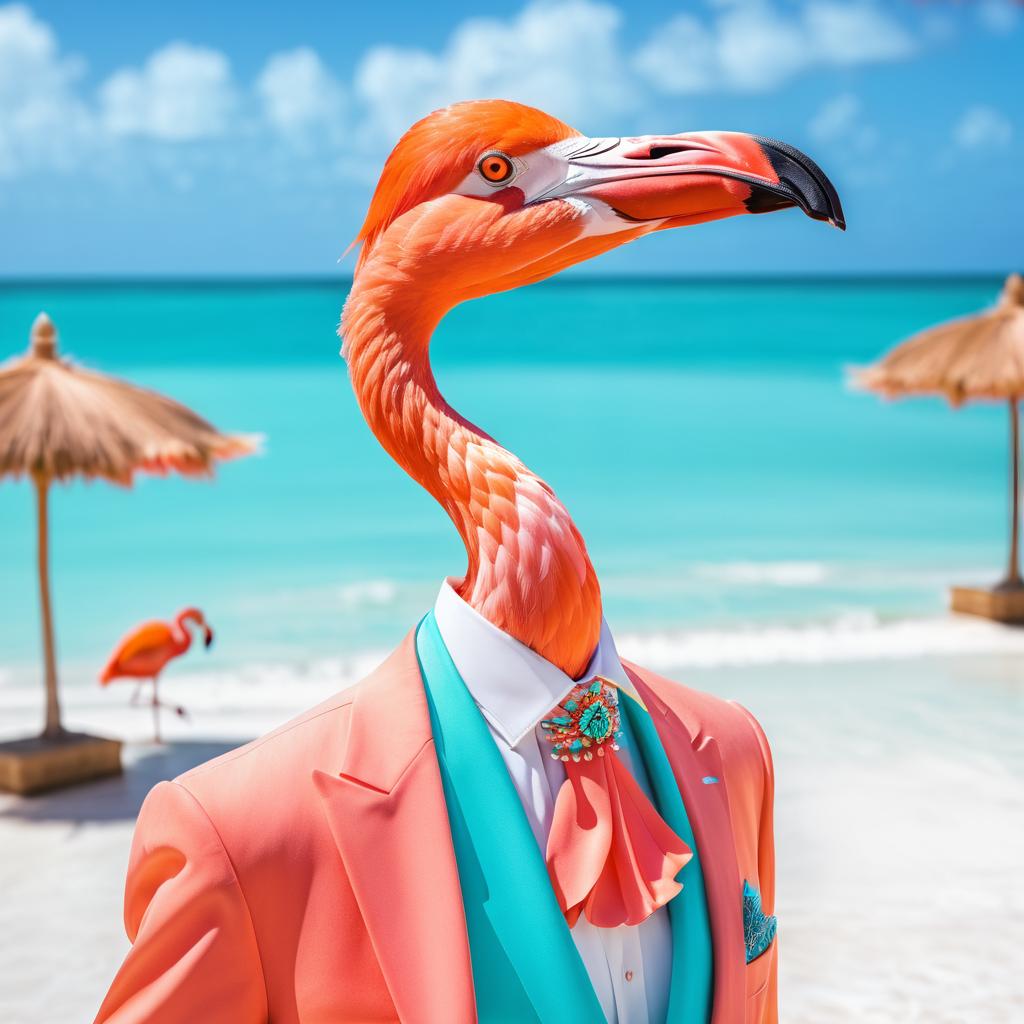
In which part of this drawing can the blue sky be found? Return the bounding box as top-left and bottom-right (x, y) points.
(1, 0), (1021, 276)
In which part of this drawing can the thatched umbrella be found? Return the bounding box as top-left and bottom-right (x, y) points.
(0, 312), (257, 739)
(857, 273), (1024, 588)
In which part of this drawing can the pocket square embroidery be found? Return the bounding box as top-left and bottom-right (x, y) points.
(742, 880), (777, 963)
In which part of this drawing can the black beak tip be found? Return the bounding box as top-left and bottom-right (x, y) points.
(204, 632), (214, 649)
(753, 136), (845, 231)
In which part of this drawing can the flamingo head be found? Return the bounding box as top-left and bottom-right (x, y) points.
(352, 99), (844, 309)
(177, 607), (214, 648)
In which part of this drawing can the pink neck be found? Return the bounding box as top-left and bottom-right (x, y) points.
(173, 611), (198, 652)
(342, 273), (601, 678)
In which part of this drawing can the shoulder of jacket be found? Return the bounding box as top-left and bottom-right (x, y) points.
(624, 659), (773, 777)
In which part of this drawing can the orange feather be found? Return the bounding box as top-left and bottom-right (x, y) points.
(355, 100), (578, 263)
(343, 102), (626, 676)
(105, 622), (173, 671)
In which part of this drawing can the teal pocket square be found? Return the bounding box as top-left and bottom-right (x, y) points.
(742, 881), (777, 963)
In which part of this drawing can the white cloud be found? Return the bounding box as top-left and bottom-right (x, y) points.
(713, 4), (811, 91)
(807, 92), (882, 184)
(0, 3), (91, 176)
(810, 93), (860, 142)
(803, 2), (917, 65)
(0, 0), (934, 185)
(953, 105), (1013, 150)
(809, 92), (876, 151)
(98, 42), (236, 140)
(355, 0), (636, 141)
(636, 1), (915, 94)
(628, 15), (716, 95)
(978, 0), (1020, 35)
(256, 47), (346, 141)
(0, 3), (69, 97)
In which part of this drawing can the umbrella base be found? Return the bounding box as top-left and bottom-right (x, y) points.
(0, 731), (122, 795)
(950, 584), (1024, 625)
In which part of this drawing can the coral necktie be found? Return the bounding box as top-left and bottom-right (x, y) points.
(541, 677), (692, 928)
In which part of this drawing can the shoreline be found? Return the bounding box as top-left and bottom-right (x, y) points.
(6, 608), (1024, 745)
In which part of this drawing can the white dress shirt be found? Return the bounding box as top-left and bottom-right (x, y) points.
(433, 581), (672, 1024)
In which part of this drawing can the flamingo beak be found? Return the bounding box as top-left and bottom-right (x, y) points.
(548, 132), (844, 231)
(204, 626), (214, 649)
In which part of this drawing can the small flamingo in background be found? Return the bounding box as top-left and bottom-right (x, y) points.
(100, 608), (213, 743)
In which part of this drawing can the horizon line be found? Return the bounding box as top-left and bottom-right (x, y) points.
(0, 270), (1014, 290)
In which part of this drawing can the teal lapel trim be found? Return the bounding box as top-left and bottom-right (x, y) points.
(415, 613), (604, 1024)
(621, 698), (714, 1024)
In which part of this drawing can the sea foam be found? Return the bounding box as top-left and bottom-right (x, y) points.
(618, 610), (1024, 669)
(4, 610), (1024, 747)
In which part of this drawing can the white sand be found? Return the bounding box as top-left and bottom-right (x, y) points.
(2, 651), (1022, 1023)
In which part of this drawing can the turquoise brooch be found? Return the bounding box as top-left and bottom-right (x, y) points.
(541, 677), (622, 762)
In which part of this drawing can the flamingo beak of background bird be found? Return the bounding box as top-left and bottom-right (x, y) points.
(548, 132), (845, 231)
(204, 626), (214, 649)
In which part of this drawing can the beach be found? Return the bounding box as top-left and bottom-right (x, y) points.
(2, 277), (1023, 1021)
(2, 644), (1023, 1023)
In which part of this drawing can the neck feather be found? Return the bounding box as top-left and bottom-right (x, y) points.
(342, 271), (601, 677)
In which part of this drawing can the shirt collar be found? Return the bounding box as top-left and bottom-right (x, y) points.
(432, 579), (637, 748)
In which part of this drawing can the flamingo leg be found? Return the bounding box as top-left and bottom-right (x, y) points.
(129, 681), (143, 706)
(151, 677), (162, 745)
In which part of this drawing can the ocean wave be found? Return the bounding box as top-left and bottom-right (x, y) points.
(233, 578), (407, 613)
(4, 611), (1024, 743)
(0, 650), (388, 744)
(604, 561), (1003, 596)
(618, 610), (1024, 669)
(689, 561), (830, 586)
(4, 612), (1023, 701)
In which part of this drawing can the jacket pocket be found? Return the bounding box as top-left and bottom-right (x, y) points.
(745, 939), (775, 1022)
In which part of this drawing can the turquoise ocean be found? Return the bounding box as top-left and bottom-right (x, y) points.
(0, 277), (1018, 700)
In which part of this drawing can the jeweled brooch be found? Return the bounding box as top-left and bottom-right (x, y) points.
(541, 677), (622, 762)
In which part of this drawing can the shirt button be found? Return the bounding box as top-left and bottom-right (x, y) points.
(624, 970), (634, 982)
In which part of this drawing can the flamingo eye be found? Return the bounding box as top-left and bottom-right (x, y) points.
(477, 152), (516, 186)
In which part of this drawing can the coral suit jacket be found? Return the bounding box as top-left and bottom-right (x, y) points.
(95, 631), (777, 1024)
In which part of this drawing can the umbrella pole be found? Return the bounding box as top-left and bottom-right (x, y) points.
(34, 473), (63, 739)
(1007, 398), (1022, 589)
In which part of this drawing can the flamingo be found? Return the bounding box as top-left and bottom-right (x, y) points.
(341, 100), (843, 677)
(99, 607), (213, 742)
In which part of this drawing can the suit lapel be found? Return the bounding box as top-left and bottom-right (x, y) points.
(312, 631), (749, 1023)
(620, 698), (712, 1023)
(416, 612), (603, 1024)
(313, 633), (476, 1024)
(626, 667), (747, 1024)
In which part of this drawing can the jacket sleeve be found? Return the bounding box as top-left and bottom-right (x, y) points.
(94, 780), (268, 1024)
(737, 704), (778, 1024)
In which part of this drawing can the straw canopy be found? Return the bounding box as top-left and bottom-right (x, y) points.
(857, 274), (1024, 591)
(1, 313), (257, 740)
(0, 313), (257, 484)
(857, 273), (1024, 406)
